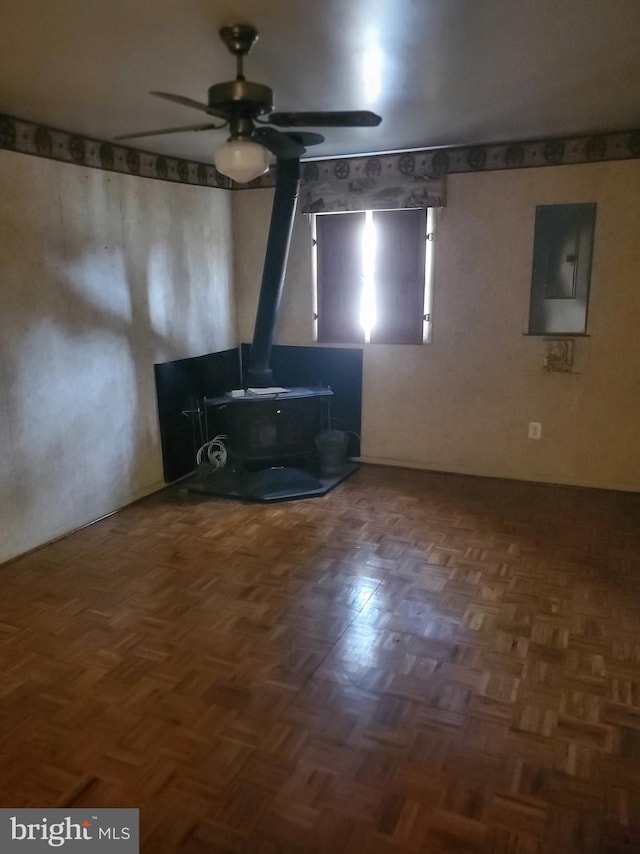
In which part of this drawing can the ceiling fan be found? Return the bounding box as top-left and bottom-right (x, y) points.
(114, 24), (382, 183)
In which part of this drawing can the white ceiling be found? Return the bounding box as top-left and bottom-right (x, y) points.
(1, 0), (639, 163)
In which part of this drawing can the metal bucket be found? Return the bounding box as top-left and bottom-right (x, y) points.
(314, 429), (349, 476)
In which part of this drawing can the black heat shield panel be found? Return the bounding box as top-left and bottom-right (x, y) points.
(155, 348), (241, 483)
(241, 343), (363, 456)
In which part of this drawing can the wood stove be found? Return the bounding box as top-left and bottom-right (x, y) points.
(205, 387), (332, 466)
(188, 386), (354, 501)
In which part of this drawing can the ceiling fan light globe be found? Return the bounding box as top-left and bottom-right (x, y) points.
(214, 139), (269, 183)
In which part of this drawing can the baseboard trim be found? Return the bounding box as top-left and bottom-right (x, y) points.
(0, 479), (167, 569)
(356, 455), (640, 495)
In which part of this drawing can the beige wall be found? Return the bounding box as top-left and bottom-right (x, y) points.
(233, 160), (640, 492)
(0, 151), (235, 563)
(2, 153), (637, 565)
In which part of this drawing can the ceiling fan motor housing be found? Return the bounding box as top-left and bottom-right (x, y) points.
(219, 24), (260, 56)
(207, 80), (273, 117)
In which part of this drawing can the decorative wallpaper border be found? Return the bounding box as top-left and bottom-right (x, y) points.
(0, 112), (232, 189)
(1, 111), (639, 195)
(248, 127), (640, 195)
(304, 125), (640, 186)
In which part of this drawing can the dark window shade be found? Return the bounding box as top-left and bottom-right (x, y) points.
(371, 209), (426, 344)
(316, 208), (426, 345)
(316, 212), (365, 344)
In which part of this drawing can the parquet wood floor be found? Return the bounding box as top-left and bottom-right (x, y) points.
(2, 465), (640, 852)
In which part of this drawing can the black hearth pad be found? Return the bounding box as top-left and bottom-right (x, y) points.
(183, 464), (359, 503)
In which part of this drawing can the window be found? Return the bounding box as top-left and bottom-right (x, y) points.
(528, 203), (596, 334)
(313, 208), (433, 345)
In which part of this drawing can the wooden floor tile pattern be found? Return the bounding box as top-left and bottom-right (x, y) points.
(2, 465), (640, 852)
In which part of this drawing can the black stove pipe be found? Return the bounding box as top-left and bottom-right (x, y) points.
(246, 157), (301, 388)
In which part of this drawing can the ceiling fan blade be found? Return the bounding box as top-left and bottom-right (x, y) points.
(151, 91), (229, 119)
(113, 122), (224, 141)
(267, 110), (382, 128)
(283, 131), (325, 148)
(252, 127), (305, 159)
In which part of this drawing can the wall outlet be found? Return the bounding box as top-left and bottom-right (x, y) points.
(528, 421), (542, 440)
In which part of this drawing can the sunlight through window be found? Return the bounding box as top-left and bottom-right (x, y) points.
(360, 210), (377, 343)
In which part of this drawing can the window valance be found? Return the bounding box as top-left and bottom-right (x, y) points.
(299, 152), (446, 214)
